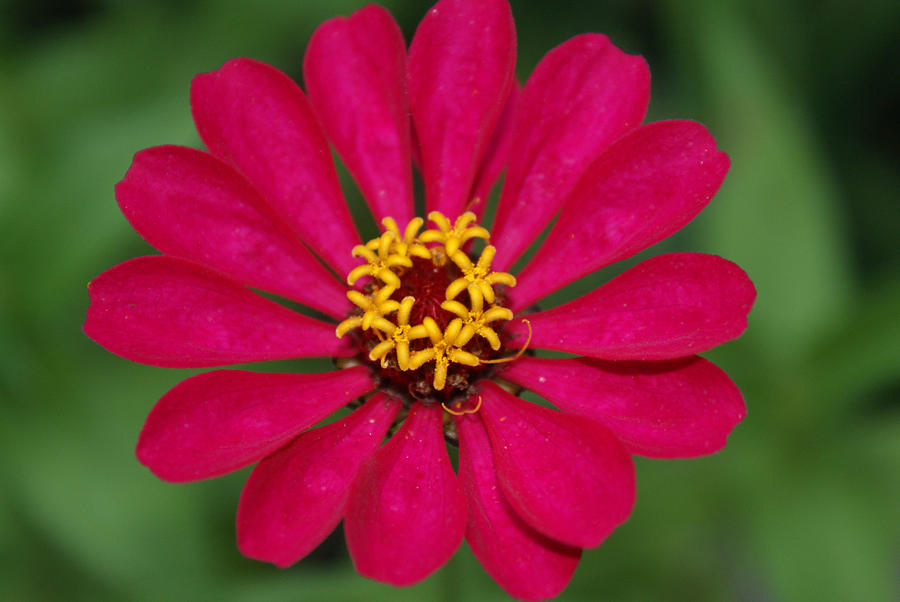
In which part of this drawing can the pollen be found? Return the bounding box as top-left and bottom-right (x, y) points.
(337, 212), (520, 398)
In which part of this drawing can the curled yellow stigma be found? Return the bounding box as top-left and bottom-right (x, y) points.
(480, 318), (532, 364)
(337, 212), (521, 392)
(442, 395), (483, 416)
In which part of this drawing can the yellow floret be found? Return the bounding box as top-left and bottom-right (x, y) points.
(367, 296), (429, 370)
(445, 245), (516, 304)
(419, 211), (490, 258)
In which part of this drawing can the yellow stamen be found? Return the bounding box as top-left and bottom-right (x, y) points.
(455, 323), (476, 347)
(475, 326), (501, 351)
(433, 358), (449, 390)
(408, 346), (436, 369)
(448, 347), (480, 366)
(482, 306), (514, 323)
(335, 316), (363, 337)
(421, 316), (443, 345)
(441, 299), (469, 319)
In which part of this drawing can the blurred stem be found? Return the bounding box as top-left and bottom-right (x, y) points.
(439, 547), (462, 602)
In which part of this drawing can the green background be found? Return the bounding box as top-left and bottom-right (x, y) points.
(1, 0), (897, 599)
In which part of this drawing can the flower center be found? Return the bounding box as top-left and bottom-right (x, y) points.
(336, 211), (522, 408)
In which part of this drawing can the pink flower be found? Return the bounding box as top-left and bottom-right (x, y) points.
(84, 0), (755, 599)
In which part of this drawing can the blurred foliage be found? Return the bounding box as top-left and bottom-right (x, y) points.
(1, 0), (898, 600)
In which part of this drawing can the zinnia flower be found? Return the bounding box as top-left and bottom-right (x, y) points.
(84, 0), (755, 599)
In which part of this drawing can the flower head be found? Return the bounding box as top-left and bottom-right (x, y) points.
(84, 0), (755, 599)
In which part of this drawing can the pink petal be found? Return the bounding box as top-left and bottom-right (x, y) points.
(116, 145), (349, 319)
(408, 0), (516, 218)
(457, 413), (580, 600)
(501, 356), (747, 458)
(84, 256), (351, 367)
(477, 381), (635, 549)
(506, 253), (756, 361)
(237, 394), (400, 567)
(191, 58), (360, 275)
(491, 34), (650, 271)
(304, 5), (413, 225)
(136, 366), (375, 482)
(467, 82), (520, 218)
(344, 402), (466, 586)
(510, 120), (730, 310)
